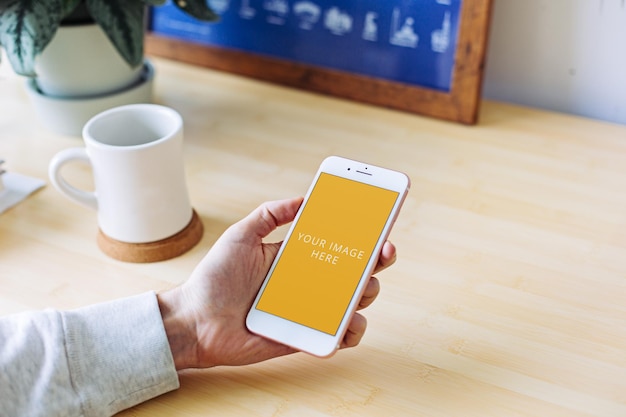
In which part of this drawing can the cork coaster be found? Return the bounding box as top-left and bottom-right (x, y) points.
(97, 210), (204, 263)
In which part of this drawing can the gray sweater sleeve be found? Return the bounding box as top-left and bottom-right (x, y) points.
(0, 292), (180, 417)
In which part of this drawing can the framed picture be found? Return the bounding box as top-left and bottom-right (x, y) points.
(146, 0), (493, 124)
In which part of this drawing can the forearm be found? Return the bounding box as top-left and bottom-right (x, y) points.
(0, 309), (80, 416)
(0, 292), (180, 417)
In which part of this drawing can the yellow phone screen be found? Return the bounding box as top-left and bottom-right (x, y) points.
(257, 172), (399, 335)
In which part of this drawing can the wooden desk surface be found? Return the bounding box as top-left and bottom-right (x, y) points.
(1, 57), (625, 417)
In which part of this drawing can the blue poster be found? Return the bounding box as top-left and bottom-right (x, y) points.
(150, 0), (461, 92)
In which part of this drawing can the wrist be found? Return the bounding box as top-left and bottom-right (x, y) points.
(157, 288), (197, 371)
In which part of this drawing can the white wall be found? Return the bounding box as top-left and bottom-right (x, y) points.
(482, 0), (626, 126)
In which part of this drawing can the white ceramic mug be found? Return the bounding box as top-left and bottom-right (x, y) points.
(49, 104), (193, 244)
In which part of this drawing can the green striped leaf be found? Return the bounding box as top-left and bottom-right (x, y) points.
(61, 0), (82, 16)
(0, 0), (63, 76)
(86, 0), (145, 68)
(0, 1), (17, 9)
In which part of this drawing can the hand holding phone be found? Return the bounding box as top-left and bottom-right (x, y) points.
(247, 156), (410, 357)
(158, 175), (403, 370)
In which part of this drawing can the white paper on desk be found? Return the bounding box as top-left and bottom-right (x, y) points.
(0, 172), (46, 215)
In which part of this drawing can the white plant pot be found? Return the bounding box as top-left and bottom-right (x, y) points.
(34, 23), (143, 98)
(26, 60), (155, 137)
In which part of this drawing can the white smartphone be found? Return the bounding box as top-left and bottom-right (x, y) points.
(246, 156), (410, 357)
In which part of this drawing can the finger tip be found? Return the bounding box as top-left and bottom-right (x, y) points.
(384, 240), (397, 257)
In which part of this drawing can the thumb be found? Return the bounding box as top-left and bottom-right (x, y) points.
(232, 197), (303, 240)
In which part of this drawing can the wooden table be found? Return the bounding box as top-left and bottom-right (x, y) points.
(1, 57), (625, 417)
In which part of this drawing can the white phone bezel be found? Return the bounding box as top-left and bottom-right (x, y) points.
(246, 156), (410, 357)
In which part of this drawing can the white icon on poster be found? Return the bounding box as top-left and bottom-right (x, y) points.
(208, 0), (230, 14)
(264, 0), (289, 25)
(390, 8), (418, 48)
(324, 7), (353, 35)
(436, 0), (452, 5)
(239, 0), (256, 19)
(362, 12), (378, 41)
(431, 11), (451, 53)
(294, 1), (321, 30)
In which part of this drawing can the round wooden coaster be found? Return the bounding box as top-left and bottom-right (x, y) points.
(96, 209), (204, 263)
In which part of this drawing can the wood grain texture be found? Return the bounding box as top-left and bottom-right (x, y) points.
(1, 57), (625, 417)
(145, 0), (493, 125)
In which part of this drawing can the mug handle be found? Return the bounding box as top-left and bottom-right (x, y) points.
(48, 148), (98, 210)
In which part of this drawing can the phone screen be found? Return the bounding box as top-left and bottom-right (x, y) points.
(256, 172), (400, 335)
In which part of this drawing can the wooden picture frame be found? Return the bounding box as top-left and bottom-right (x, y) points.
(146, 0), (493, 125)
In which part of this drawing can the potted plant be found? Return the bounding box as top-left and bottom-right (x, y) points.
(0, 0), (218, 135)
